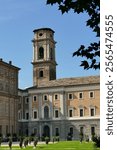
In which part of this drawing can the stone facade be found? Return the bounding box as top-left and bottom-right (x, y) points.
(18, 80), (100, 140)
(18, 28), (100, 140)
(0, 28), (100, 140)
(0, 59), (20, 136)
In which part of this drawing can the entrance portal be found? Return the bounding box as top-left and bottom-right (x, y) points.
(43, 125), (50, 137)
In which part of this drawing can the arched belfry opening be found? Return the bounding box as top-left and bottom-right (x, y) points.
(38, 47), (44, 59)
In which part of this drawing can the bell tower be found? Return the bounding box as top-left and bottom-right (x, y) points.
(32, 28), (57, 86)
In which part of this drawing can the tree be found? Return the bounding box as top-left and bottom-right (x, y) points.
(46, 0), (100, 69)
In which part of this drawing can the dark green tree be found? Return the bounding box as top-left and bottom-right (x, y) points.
(46, 0), (100, 69)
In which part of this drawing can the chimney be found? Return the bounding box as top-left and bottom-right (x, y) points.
(9, 61), (12, 65)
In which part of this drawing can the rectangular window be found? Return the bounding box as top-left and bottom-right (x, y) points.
(91, 126), (95, 135)
(89, 91), (94, 98)
(90, 108), (95, 116)
(54, 94), (58, 100)
(79, 92), (83, 99)
(43, 95), (48, 101)
(55, 110), (59, 118)
(34, 111), (37, 119)
(80, 109), (84, 117)
(68, 93), (73, 100)
(70, 127), (73, 136)
(80, 126), (84, 134)
(26, 112), (29, 120)
(69, 110), (73, 117)
(33, 128), (38, 135)
(33, 96), (37, 102)
(55, 128), (59, 136)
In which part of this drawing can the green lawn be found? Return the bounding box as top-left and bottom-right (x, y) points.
(0, 141), (100, 150)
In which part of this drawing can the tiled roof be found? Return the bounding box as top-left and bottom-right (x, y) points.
(37, 75), (100, 88)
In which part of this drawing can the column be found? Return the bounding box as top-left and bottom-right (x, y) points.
(60, 91), (66, 119)
(50, 124), (53, 140)
(39, 123), (42, 139)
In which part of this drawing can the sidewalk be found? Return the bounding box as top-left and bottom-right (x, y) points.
(1, 141), (55, 146)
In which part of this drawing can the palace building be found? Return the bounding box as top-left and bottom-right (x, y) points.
(0, 59), (20, 136)
(18, 28), (100, 140)
(0, 28), (100, 140)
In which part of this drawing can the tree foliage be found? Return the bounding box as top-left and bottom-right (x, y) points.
(46, 0), (100, 69)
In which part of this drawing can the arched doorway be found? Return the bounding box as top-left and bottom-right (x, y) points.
(43, 125), (50, 138)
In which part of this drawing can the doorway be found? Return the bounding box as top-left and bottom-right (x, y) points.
(43, 125), (50, 138)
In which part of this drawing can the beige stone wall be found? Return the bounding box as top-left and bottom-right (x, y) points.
(67, 89), (100, 116)
(26, 86), (99, 119)
(0, 60), (19, 136)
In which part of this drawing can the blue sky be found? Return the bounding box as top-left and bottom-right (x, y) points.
(0, 0), (99, 89)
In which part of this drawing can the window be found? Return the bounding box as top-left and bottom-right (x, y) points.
(68, 93), (73, 100)
(25, 112), (29, 120)
(39, 33), (43, 36)
(90, 108), (95, 116)
(54, 94), (58, 100)
(25, 97), (29, 104)
(33, 111), (37, 119)
(80, 127), (84, 134)
(91, 126), (95, 135)
(55, 110), (59, 118)
(25, 129), (28, 136)
(44, 106), (49, 119)
(69, 109), (73, 117)
(0, 125), (2, 134)
(43, 95), (48, 101)
(33, 96), (37, 102)
(89, 91), (94, 98)
(55, 128), (59, 136)
(70, 127), (73, 136)
(38, 47), (44, 59)
(79, 92), (83, 99)
(80, 109), (84, 117)
(39, 70), (43, 77)
(33, 128), (38, 135)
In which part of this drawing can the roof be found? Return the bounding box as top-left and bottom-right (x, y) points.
(0, 59), (20, 70)
(26, 76), (100, 90)
(33, 28), (55, 33)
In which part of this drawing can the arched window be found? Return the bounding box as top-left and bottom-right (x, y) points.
(50, 48), (53, 60)
(38, 47), (44, 59)
(44, 106), (49, 119)
(70, 127), (73, 136)
(39, 70), (43, 77)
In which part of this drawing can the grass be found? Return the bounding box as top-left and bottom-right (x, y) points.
(0, 141), (100, 150)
